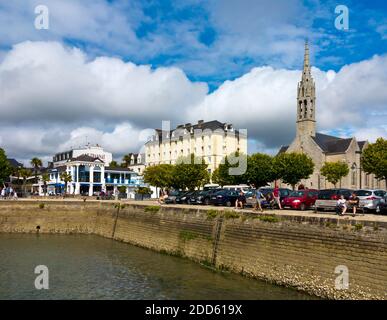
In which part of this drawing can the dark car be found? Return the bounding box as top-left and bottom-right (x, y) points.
(190, 189), (220, 205)
(376, 194), (387, 215)
(282, 189), (319, 210)
(314, 189), (353, 212)
(175, 191), (195, 204)
(186, 190), (203, 204)
(164, 190), (187, 204)
(209, 189), (239, 207)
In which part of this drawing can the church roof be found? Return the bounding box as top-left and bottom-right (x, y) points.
(277, 146), (289, 155)
(357, 141), (367, 151)
(312, 133), (353, 154)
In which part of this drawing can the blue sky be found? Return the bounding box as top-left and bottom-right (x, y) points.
(0, 0), (386, 162)
(1, 0), (386, 88)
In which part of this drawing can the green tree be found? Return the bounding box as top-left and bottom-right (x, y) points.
(173, 154), (210, 190)
(30, 157), (43, 182)
(60, 172), (72, 195)
(109, 160), (119, 168)
(211, 152), (246, 186)
(143, 164), (175, 189)
(273, 152), (315, 189)
(320, 161), (349, 187)
(18, 168), (32, 196)
(122, 154), (132, 167)
(135, 187), (152, 200)
(361, 138), (387, 187)
(244, 153), (275, 188)
(0, 148), (12, 185)
(42, 173), (50, 196)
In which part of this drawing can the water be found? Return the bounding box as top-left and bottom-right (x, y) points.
(0, 234), (315, 300)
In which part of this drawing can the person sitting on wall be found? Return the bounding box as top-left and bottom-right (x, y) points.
(235, 190), (246, 209)
(336, 195), (347, 216)
(347, 192), (359, 217)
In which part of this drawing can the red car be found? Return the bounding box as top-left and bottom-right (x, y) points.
(282, 189), (319, 210)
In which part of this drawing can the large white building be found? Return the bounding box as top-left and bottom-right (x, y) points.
(145, 120), (247, 174)
(41, 145), (145, 197)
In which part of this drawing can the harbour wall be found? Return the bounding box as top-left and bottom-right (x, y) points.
(0, 200), (386, 300)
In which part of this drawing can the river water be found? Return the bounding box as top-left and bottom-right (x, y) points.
(0, 234), (315, 300)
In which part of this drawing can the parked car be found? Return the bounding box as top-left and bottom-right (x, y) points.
(164, 190), (182, 204)
(189, 189), (219, 205)
(375, 194), (387, 214)
(244, 189), (257, 207)
(314, 189), (353, 212)
(209, 189), (240, 207)
(259, 187), (292, 204)
(282, 189), (319, 210)
(222, 185), (251, 192)
(175, 191), (195, 204)
(355, 189), (386, 212)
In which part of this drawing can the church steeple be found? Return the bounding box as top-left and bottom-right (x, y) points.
(297, 39), (316, 138)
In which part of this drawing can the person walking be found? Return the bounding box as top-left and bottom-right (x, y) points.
(255, 188), (264, 212)
(273, 185), (282, 210)
(0, 187), (5, 200)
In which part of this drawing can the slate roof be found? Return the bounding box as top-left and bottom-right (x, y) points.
(277, 146), (289, 155)
(7, 158), (23, 168)
(312, 133), (353, 154)
(105, 167), (133, 172)
(357, 141), (367, 151)
(70, 155), (104, 163)
(149, 120), (242, 144)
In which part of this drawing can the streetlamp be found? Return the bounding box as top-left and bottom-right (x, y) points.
(355, 150), (363, 189)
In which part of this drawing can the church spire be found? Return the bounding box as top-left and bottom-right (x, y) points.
(296, 39), (316, 138)
(302, 39), (311, 79)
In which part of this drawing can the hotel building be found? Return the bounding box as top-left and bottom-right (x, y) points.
(41, 145), (145, 197)
(145, 120), (247, 174)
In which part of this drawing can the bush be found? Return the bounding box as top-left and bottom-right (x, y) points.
(144, 205), (160, 213)
(223, 210), (240, 219)
(38, 203), (45, 209)
(206, 209), (219, 220)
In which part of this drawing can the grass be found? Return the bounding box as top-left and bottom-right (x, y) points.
(354, 223), (363, 231)
(144, 205), (160, 213)
(253, 215), (280, 223)
(206, 209), (219, 220)
(179, 230), (199, 241)
(223, 210), (240, 220)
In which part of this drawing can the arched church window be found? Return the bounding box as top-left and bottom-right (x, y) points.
(304, 100), (307, 117)
(302, 87), (304, 96)
(351, 163), (357, 186)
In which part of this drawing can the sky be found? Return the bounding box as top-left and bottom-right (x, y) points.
(0, 0), (386, 165)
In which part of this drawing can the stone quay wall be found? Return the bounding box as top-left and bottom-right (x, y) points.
(0, 200), (386, 300)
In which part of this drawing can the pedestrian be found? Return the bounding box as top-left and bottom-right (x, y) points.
(348, 192), (359, 217)
(336, 195), (347, 216)
(235, 190), (246, 209)
(273, 185), (282, 210)
(254, 188), (264, 212)
(0, 187), (5, 200)
(158, 189), (165, 204)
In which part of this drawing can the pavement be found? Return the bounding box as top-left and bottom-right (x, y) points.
(6, 198), (387, 223)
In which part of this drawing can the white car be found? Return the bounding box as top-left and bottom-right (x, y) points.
(355, 189), (386, 212)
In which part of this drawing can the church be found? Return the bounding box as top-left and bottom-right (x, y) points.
(278, 41), (386, 190)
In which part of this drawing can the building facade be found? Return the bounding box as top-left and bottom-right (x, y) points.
(145, 120), (247, 174)
(279, 41), (386, 190)
(41, 145), (145, 197)
(126, 153), (146, 175)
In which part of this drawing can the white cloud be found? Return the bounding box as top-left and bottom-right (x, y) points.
(0, 41), (386, 162)
(0, 41), (208, 126)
